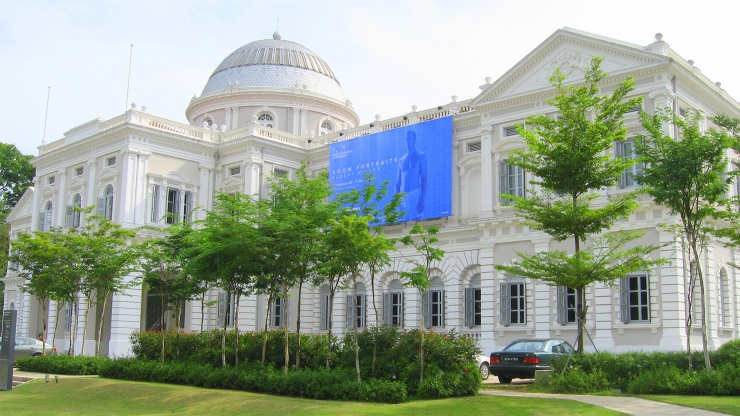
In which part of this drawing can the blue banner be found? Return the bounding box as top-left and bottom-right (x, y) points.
(329, 116), (453, 224)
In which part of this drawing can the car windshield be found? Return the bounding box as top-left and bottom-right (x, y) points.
(505, 341), (545, 352)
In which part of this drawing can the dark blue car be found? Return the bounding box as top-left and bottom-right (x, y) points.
(489, 338), (574, 383)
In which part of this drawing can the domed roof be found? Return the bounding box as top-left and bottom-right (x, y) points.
(201, 32), (347, 103)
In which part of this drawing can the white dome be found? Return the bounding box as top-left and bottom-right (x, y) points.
(201, 35), (347, 103)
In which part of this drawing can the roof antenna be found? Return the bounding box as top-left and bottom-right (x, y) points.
(41, 86), (50, 149)
(125, 44), (133, 112)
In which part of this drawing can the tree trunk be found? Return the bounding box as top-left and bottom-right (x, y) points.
(69, 296), (80, 356)
(294, 281), (303, 370)
(199, 289), (206, 365)
(282, 284), (290, 375)
(41, 298), (48, 356)
(326, 291), (334, 370)
(353, 284), (361, 386)
(95, 290), (110, 357)
(81, 291), (93, 356)
(370, 264), (379, 374)
(419, 290), (425, 386)
(51, 301), (64, 354)
(261, 291), (274, 366)
(234, 295), (240, 368)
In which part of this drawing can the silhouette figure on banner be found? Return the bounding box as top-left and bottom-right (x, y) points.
(395, 130), (427, 221)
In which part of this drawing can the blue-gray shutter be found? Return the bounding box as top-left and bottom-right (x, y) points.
(37, 211), (46, 231)
(346, 294), (354, 329)
(441, 290), (446, 328)
(217, 292), (226, 326)
(500, 283), (511, 326)
(464, 288), (474, 328)
(183, 192), (193, 223)
(422, 292), (431, 329)
(360, 294), (366, 328)
(65, 206), (74, 228)
(615, 141), (626, 188)
(556, 286), (568, 325)
(382, 293), (391, 326)
(173, 191), (182, 223)
(516, 165), (525, 197)
(619, 278), (630, 323)
(320, 294), (328, 330)
(97, 198), (105, 216)
(498, 160), (508, 202)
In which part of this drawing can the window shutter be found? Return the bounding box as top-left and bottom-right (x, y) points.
(441, 290), (446, 328)
(464, 288), (474, 328)
(422, 292), (431, 329)
(173, 191), (182, 223)
(217, 292), (226, 326)
(283, 297), (290, 328)
(38, 212), (46, 231)
(517, 166), (525, 198)
(619, 278), (630, 323)
(498, 160), (508, 201)
(382, 293), (391, 326)
(346, 294), (354, 329)
(556, 286), (568, 325)
(97, 198), (105, 216)
(320, 294), (328, 330)
(500, 283), (511, 326)
(65, 206), (74, 228)
(183, 192), (193, 223)
(615, 142), (626, 188)
(360, 294), (366, 328)
(401, 293), (405, 327)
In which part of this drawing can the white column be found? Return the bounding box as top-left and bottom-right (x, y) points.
(132, 151), (149, 225)
(243, 158), (262, 197)
(480, 127), (494, 214)
(198, 164), (212, 219)
(532, 239), (551, 338)
(107, 275), (143, 357)
(479, 242), (496, 352)
(119, 150), (136, 223)
(658, 227), (686, 350)
(86, 159), (97, 210)
(30, 177), (41, 231)
(55, 169), (67, 226)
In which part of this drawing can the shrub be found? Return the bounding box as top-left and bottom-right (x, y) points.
(548, 367), (610, 394)
(16, 355), (108, 375)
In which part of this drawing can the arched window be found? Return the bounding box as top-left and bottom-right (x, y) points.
(103, 185), (114, 220)
(39, 201), (53, 231)
(383, 279), (404, 326)
(423, 277), (445, 328)
(72, 194), (82, 228)
(346, 283), (366, 329)
(257, 113), (274, 128)
(319, 120), (334, 136)
(465, 274), (481, 328)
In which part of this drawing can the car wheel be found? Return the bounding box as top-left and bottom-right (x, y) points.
(479, 362), (489, 380)
(32, 353), (42, 358)
(498, 376), (513, 384)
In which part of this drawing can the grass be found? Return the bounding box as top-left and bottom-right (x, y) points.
(638, 395), (740, 416)
(0, 377), (624, 415)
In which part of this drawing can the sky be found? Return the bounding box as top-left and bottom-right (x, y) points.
(2, 0), (739, 156)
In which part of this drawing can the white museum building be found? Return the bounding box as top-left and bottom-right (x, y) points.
(3, 28), (740, 357)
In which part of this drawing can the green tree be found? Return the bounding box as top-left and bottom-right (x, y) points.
(335, 173), (403, 373)
(399, 224), (444, 385)
(0, 143), (34, 212)
(495, 57), (661, 353)
(263, 167), (333, 374)
(188, 193), (269, 367)
(12, 229), (76, 355)
(636, 109), (736, 372)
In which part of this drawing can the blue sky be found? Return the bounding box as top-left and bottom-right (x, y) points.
(2, 0), (739, 155)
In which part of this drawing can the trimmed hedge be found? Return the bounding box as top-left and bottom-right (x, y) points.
(15, 355), (108, 375)
(548, 340), (740, 394)
(130, 326), (481, 399)
(99, 359), (407, 403)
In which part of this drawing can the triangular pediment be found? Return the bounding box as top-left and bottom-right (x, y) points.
(472, 28), (670, 106)
(6, 187), (34, 222)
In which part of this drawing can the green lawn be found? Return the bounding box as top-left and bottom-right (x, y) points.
(0, 377), (623, 415)
(639, 395), (740, 416)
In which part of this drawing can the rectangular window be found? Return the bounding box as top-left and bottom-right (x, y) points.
(75, 166), (84, 176)
(271, 297), (288, 328)
(229, 166), (241, 176)
(466, 141), (481, 153)
(273, 168), (288, 178)
(47, 176), (55, 185)
(556, 286), (580, 325)
(346, 294), (366, 329)
(183, 191), (193, 224)
(503, 126), (519, 136)
(500, 282), (526, 326)
(719, 272), (731, 327)
(382, 292), (404, 326)
(150, 185), (160, 223)
(106, 156), (116, 167)
(423, 290), (445, 328)
(464, 288), (482, 328)
(620, 274), (650, 323)
(64, 303), (73, 332)
(166, 188), (181, 224)
(499, 160), (525, 202)
(615, 139), (643, 188)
